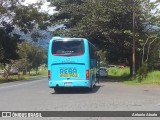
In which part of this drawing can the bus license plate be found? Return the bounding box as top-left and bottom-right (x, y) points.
(65, 82), (71, 86)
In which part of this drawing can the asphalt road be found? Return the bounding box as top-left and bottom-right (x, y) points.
(0, 77), (160, 120)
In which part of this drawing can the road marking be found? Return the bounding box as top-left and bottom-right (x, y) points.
(0, 79), (44, 90)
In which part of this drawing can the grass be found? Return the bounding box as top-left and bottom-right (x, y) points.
(124, 71), (160, 85)
(1, 65), (160, 85)
(144, 71), (160, 84)
(0, 66), (47, 84)
(107, 67), (130, 82)
(108, 67), (160, 85)
(108, 67), (130, 77)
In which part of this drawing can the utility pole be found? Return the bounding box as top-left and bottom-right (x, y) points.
(132, 0), (136, 77)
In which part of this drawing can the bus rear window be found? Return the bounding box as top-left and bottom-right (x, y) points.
(52, 39), (84, 56)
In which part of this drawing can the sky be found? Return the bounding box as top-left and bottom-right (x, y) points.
(22, 0), (56, 15)
(23, 0), (159, 15)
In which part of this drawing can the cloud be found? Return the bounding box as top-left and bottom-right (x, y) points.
(23, 0), (39, 5)
(22, 0), (57, 15)
(39, 2), (57, 15)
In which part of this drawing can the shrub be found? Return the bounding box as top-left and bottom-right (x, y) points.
(137, 64), (148, 82)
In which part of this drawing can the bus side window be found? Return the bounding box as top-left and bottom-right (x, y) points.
(89, 43), (96, 59)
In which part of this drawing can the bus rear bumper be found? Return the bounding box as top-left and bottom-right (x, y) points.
(48, 80), (91, 88)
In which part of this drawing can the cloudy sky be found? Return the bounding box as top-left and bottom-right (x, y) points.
(23, 0), (56, 15)
(23, 0), (159, 15)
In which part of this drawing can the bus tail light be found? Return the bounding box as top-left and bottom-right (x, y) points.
(48, 70), (50, 80)
(86, 70), (89, 80)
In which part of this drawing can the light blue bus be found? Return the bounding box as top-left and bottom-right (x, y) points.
(48, 37), (99, 92)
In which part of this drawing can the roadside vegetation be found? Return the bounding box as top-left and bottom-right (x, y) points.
(108, 67), (130, 78)
(125, 70), (160, 85)
(0, 41), (47, 83)
(0, 0), (160, 84)
(108, 66), (160, 85)
(0, 65), (47, 83)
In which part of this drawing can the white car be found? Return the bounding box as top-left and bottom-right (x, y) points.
(97, 67), (108, 77)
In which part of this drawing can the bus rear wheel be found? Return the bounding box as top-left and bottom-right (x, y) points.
(54, 88), (61, 93)
(88, 83), (94, 91)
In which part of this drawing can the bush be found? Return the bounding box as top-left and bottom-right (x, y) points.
(108, 67), (130, 77)
(137, 64), (148, 82)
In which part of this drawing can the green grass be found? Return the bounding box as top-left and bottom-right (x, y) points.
(108, 67), (160, 85)
(0, 67), (47, 84)
(1, 65), (160, 85)
(107, 67), (130, 82)
(124, 71), (160, 85)
(108, 67), (130, 77)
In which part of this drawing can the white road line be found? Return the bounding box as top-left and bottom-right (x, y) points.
(0, 79), (44, 90)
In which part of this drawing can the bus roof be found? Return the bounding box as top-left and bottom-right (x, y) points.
(51, 37), (84, 41)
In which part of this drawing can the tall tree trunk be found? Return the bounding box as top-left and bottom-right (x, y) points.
(4, 64), (12, 81)
(127, 55), (132, 77)
(36, 67), (38, 75)
(136, 52), (142, 72)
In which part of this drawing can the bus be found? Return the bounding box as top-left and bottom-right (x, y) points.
(48, 37), (99, 92)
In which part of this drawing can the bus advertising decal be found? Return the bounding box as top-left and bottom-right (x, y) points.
(60, 67), (79, 78)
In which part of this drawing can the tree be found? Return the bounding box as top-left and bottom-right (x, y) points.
(50, 0), (160, 76)
(0, 0), (51, 78)
(15, 42), (32, 75)
(27, 44), (46, 74)
(0, 22), (22, 79)
(97, 50), (108, 67)
(0, 26), (20, 64)
(16, 42), (46, 75)
(146, 31), (160, 70)
(136, 0), (160, 70)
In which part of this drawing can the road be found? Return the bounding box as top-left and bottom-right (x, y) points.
(0, 77), (160, 120)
